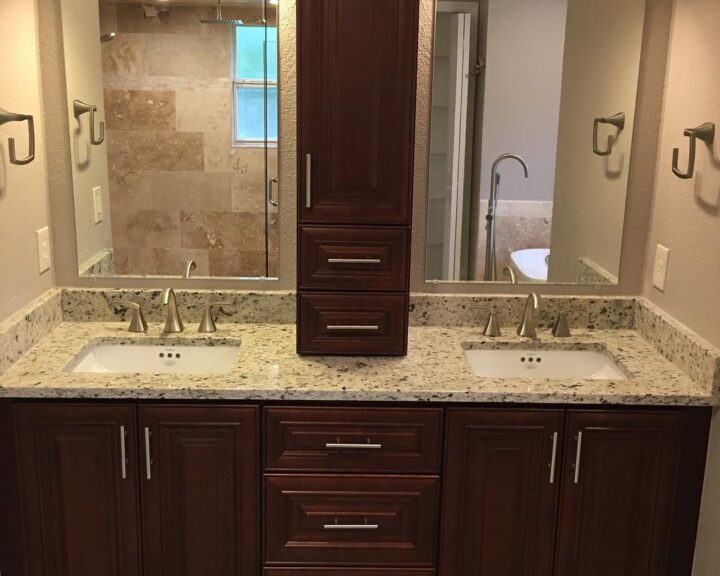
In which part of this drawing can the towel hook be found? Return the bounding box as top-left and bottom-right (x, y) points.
(592, 113), (625, 156)
(73, 100), (105, 145)
(672, 122), (715, 179)
(0, 108), (36, 165)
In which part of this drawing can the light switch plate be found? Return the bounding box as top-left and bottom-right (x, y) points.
(652, 244), (670, 291)
(36, 226), (51, 274)
(92, 186), (103, 224)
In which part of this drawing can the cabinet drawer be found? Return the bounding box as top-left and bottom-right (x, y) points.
(299, 226), (409, 291)
(266, 569), (434, 576)
(298, 293), (408, 356)
(265, 475), (438, 566)
(265, 407), (442, 473)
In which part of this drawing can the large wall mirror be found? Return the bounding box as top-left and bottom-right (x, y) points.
(425, 0), (646, 285)
(60, 0), (279, 279)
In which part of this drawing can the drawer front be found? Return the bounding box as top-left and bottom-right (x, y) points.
(299, 226), (410, 291)
(298, 293), (408, 356)
(265, 475), (438, 566)
(265, 569), (434, 576)
(265, 407), (442, 473)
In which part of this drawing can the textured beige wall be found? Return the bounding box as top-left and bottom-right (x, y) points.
(0, 0), (54, 322)
(39, 0), (296, 290)
(548, 0), (646, 282)
(412, 0), (674, 294)
(643, 0), (720, 350)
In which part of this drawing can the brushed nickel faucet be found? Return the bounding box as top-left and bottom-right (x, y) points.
(162, 288), (184, 333)
(517, 293), (541, 338)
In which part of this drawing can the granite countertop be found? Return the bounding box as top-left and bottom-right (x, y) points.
(0, 322), (714, 405)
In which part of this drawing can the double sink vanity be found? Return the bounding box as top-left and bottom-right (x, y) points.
(1, 289), (718, 576)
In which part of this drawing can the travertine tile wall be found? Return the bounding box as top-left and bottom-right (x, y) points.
(99, 1), (278, 277)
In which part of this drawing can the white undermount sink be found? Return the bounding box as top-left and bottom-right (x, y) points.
(70, 343), (239, 374)
(464, 348), (627, 380)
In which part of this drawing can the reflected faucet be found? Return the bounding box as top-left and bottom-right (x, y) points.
(483, 154), (530, 281)
(517, 292), (541, 338)
(162, 288), (184, 333)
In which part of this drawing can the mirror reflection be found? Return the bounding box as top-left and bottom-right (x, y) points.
(61, 0), (279, 279)
(425, 0), (647, 284)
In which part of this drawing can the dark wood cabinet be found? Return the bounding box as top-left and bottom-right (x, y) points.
(139, 405), (258, 576)
(265, 474), (438, 566)
(14, 404), (142, 576)
(296, 0), (419, 355)
(441, 409), (564, 576)
(554, 409), (709, 576)
(297, 0), (418, 225)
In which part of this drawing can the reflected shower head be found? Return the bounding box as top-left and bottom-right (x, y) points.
(199, 0), (243, 25)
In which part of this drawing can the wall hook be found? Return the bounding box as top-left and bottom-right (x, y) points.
(0, 107), (36, 165)
(592, 112), (625, 156)
(73, 100), (105, 145)
(672, 122), (715, 179)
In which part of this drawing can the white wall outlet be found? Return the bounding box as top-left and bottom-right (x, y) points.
(36, 226), (51, 274)
(92, 186), (104, 224)
(652, 244), (670, 291)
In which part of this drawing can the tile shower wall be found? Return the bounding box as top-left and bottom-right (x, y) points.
(99, 2), (277, 277)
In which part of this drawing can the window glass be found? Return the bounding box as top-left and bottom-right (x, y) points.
(235, 86), (278, 142)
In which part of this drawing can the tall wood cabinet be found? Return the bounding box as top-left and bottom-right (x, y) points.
(13, 404), (258, 576)
(297, 0), (419, 355)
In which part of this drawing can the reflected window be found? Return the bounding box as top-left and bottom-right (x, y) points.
(233, 25), (278, 145)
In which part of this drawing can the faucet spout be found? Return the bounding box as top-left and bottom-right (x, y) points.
(162, 288), (184, 333)
(517, 292), (541, 338)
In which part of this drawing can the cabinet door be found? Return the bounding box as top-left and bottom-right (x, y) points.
(441, 409), (564, 576)
(298, 0), (419, 225)
(554, 410), (684, 576)
(139, 405), (258, 576)
(15, 404), (141, 576)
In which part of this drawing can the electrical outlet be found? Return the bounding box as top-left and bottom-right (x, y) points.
(92, 186), (103, 224)
(36, 226), (51, 274)
(652, 244), (670, 291)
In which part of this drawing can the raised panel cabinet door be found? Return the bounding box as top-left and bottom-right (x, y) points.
(298, 0), (419, 224)
(14, 404), (141, 576)
(440, 409), (564, 576)
(554, 410), (691, 576)
(139, 405), (258, 576)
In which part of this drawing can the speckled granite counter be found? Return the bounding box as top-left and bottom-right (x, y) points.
(0, 322), (714, 406)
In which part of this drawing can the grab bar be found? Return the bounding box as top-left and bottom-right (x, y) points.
(0, 108), (36, 165)
(73, 100), (105, 145)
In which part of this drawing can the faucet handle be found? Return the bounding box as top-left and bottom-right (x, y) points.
(198, 302), (233, 333)
(551, 307), (583, 338)
(472, 305), (502, 337)
(113, 301), (148, 333)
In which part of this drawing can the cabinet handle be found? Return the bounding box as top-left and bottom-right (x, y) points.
(305, 153), (312, 209)
(549, 431), (558, 484)
(325, 442), (383, 450)
(323, 523), (379, 530)
(327, 258), (382, 264)
(326, 325), (380, 331)
(144, 427), (152, 480)
(573, 431), (583, 484)
(120, 426), (128, 480)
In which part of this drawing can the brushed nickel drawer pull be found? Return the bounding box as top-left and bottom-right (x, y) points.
(549, 431), (558, 484)
(573, 431), (583, 484)
(326, 325), (380, 331)
(120, 426), (128, 480)
(325, 442), (383, 449)
(144, 427), (153, 480)
(327, 258), (382, 264)
(305, 153), (312, 208)
(323, 523), (380, 530)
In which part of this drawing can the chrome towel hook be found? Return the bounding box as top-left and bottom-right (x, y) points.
(73, 100), (105, 145)
(0, 107), (36, 165)
(672, 122), (715, 179)
(592, 113), (625, 156)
